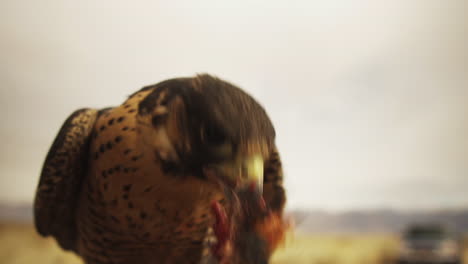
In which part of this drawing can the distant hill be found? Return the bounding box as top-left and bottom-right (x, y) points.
(2, 203), (468, 234)
(291, 209), (468, 234)
(0, 203), (33, 223)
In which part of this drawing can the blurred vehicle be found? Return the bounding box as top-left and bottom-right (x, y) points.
(398, 223), (461, 264)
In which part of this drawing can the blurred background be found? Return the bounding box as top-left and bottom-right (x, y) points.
(1, 0), (467, 263)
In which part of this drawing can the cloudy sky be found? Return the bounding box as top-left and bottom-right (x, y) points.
(1, 0), (467, 211)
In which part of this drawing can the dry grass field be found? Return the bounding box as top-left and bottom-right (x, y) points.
(0, 222), (466, 264)
(272, 234), (399, 264)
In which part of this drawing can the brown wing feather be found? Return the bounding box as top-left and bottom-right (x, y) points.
(261, 147), (287, 257)
(34, 108), (98, 252)
(263, 147), (285, 213)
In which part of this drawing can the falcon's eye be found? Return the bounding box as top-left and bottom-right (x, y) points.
(201, 124), (226, 145)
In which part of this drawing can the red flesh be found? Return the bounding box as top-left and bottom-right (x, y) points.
(211, 200), (230, 261)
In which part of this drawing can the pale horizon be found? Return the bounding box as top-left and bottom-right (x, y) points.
(1, 0), (467, 212)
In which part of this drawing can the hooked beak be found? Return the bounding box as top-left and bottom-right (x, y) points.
(244, 154), (264, 193)
(204, 154), (264, 194)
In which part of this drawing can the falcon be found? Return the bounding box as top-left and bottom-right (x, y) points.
(34, 74), (287, 264)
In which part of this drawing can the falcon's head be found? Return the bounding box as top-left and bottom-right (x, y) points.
(136, 74), (274, 193)
(135, 74), (277, 261)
